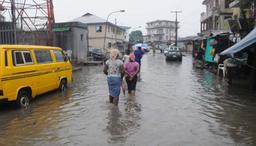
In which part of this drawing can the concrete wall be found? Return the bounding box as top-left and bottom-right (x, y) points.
(72, 27), (88, 63)
(87, 24), (126, 50)
(54, 22), (88, 63)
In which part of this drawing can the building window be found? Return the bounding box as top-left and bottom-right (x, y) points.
(108, 42), (111, 48)
(12, 51), (33, 66)
(35, 50), (52, 64)
(96, 25), (102, 32)
(80, 34), (84, 41)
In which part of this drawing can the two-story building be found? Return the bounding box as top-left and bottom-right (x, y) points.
(201, 0), (233, 36)
(145, 20), (176, 48)
(228, 0), (255, 36)
(73, 13), (127, 52)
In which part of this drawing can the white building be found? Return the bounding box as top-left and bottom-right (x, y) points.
(145, 20), (176, 47)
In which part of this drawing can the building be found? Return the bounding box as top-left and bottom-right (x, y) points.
(73, 13), (127, 53)
(0, 4), (4, 22)
(0, 14), (4, 22)
(227, 0), (255, 36)
(145, 20), (176, 48)
(200, 0), (233, 35)
(53, 22), (88, 63)
(0, 22), (16, 44)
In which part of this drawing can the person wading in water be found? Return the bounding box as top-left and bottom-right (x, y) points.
(134, 46), (144, 81)
(124, 53), (140, 96)
(103, 49), (124, 105)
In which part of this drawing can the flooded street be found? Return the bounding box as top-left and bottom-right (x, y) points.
(1, 52), (256, 146)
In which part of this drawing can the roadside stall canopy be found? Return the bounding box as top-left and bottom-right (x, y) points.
(220, 28), (256, 56)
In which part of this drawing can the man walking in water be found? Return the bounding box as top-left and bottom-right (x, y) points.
(134, 46), (144, 81)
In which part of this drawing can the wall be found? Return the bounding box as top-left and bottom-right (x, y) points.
(53, 22), (88, 63)
(71, 27), (88, 63)
(87, 24), (126, 50)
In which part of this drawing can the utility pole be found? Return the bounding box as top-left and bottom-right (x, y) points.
(11, 0), (17, 44)
(171, 11), (182, 47)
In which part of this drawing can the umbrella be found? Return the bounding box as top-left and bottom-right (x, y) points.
(133, 43), (150, 51)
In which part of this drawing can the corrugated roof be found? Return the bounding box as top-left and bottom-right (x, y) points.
(72, 13), (127, 31)
(72, 13), (106, 24)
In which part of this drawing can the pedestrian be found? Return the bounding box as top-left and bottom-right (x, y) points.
(123, 51), (130, 64)
(122, 51), (130, 95)
(124, 53), (140, 96)
(134, 46), (144, 80)
(103, 49), (124, 105)
(153, 47), (156, 55)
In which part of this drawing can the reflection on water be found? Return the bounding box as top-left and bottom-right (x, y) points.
(0, 53), (256, 146)
(106, 96), (141, 145)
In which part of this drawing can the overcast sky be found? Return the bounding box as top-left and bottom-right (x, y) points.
(53, 0), (205, 37)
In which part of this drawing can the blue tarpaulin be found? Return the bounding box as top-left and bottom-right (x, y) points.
(220, 28), (256, 56)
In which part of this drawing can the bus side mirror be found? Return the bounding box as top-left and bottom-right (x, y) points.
(64, 56), (69, 62)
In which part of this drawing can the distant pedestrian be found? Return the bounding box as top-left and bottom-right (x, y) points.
(153, 47), (156, 55)
(103, 49), (124, 105)
(134, 46), (144, 66)
(134, 46), (144, 80)
(124, 53), (140, 96)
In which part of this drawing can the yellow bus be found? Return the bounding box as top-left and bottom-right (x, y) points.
(0, 45), (72, 108)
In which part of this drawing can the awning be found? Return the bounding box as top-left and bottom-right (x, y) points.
(53, 27), (70, 32)
(220, 28), (256, 56)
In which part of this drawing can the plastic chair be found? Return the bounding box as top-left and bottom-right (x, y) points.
(217, 64), (225, 78)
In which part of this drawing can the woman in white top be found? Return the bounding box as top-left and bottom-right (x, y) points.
(103, 49), (124, 105)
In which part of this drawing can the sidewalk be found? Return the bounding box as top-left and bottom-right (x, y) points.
(71, 62), (82, 72)
(72, 66), (82, 72)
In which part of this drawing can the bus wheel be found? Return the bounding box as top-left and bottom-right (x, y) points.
(59, 79), (67, 92)
(16, 90), (30, 108)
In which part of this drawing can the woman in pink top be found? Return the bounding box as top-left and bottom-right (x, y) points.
(124, 53), (140, 96)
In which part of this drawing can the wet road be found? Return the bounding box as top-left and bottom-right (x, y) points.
(1, 52), (256, 146)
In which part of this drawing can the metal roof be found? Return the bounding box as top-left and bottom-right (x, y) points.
(72, 13), (106, 24)
(72, 13), (126, 31)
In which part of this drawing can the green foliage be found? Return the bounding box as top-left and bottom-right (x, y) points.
(129, 30), (143, 44)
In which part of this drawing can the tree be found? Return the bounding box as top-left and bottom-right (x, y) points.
(129, 30), (143, 44)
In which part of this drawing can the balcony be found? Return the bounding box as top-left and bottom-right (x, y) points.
(153, 32), (165, 36)
(201, 11), (213, 22)
(218, 8), (233, 15)
(201, 7), (233, 22)
(146, 24), (176, 29)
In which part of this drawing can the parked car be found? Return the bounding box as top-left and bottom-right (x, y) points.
(165, 47), (182, 61)
(164, 47), (171, 56)
(89, 48), (105, 61)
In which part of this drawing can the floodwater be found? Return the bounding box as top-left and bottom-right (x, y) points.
(1, 52), (256, 146)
